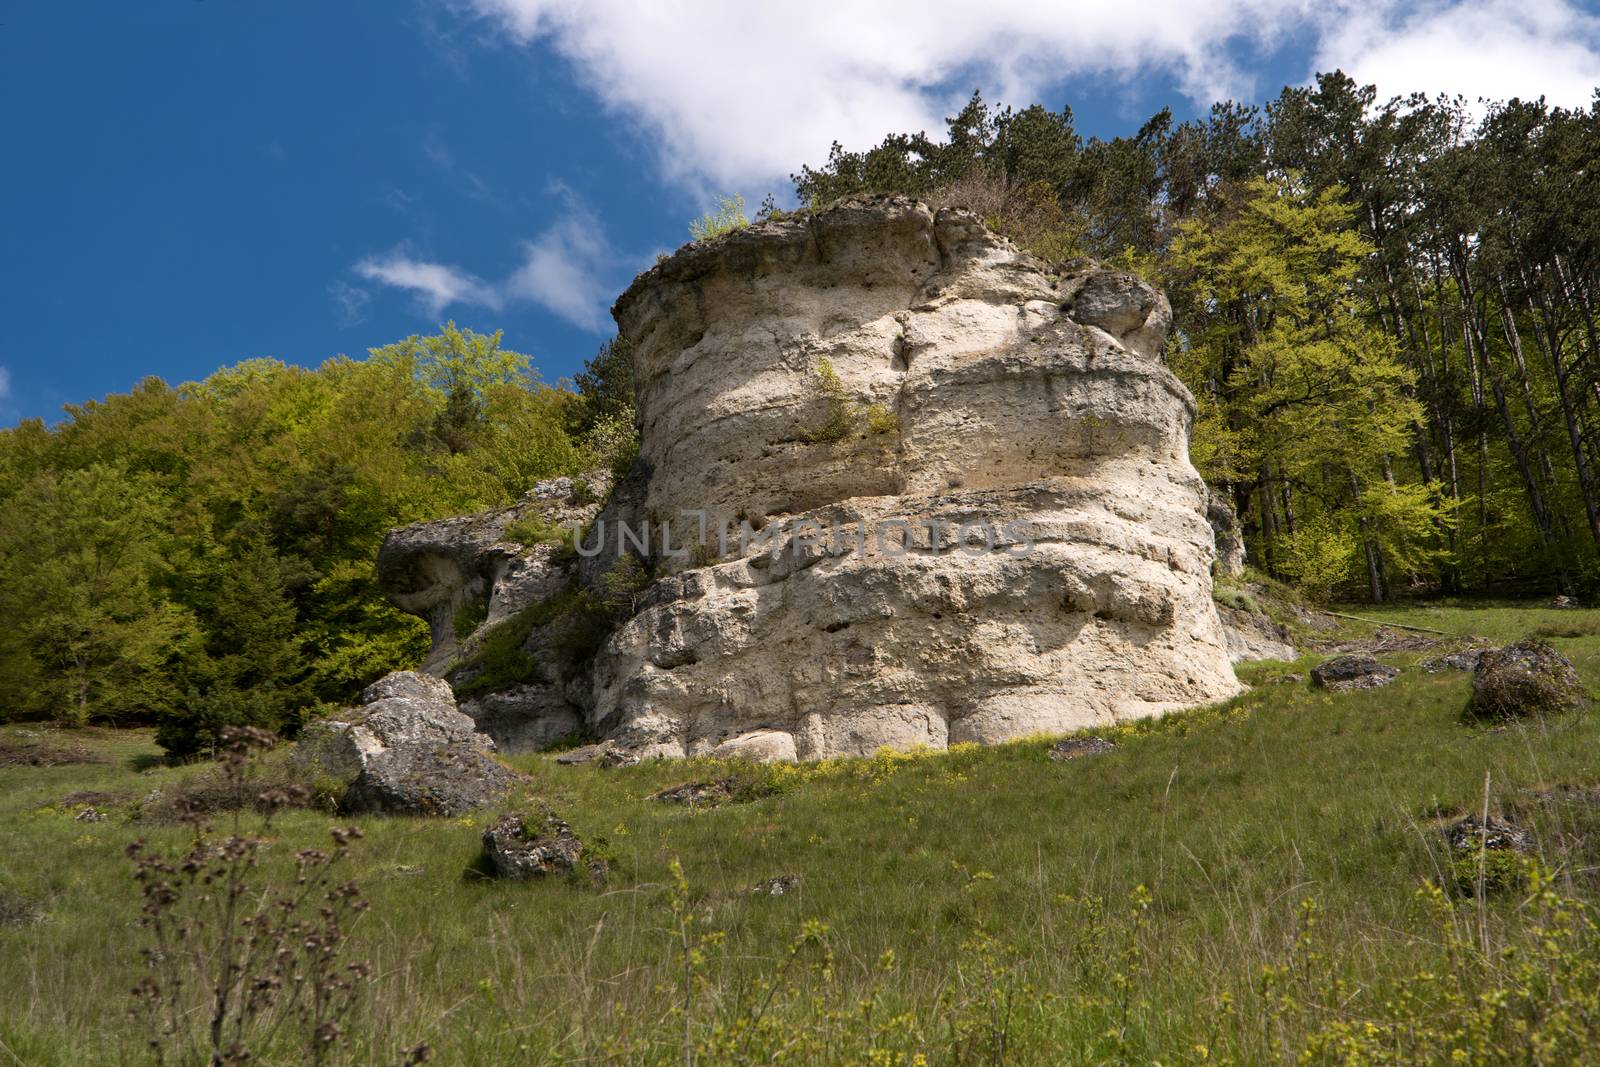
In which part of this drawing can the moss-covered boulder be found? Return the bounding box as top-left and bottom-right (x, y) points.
(1467, 639), (1589, 720)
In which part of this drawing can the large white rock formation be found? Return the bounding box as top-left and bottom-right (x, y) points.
(587, 195), (1242, 759)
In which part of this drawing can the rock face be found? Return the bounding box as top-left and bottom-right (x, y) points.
(1206, 492), (1246, 578)
(1216, 605), (1297, 663)
(378, 475), (606, 750)
(1310, 654), (1399, 693)
(1467, 640), (1588, 719)
(585, 196), (1241, 759)
(295, 670), (522, 815)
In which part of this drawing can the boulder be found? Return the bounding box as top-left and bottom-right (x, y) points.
(480, 812), (587, 879)
(294, 670), (520, 816)
(342, 746), (524, 817)
(709, 730), (798, 763)
(296, 670), (492, 784)
(1310, 654), (1400, 693)
(1467, 639), (1588, 720)
(587, 195), (1242, 759)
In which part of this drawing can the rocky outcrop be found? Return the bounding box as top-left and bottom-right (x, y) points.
(379, 474), (607, 673)
(585, 196), (1241, 759)
(1216, 605), (1297, 663)
(378, 197), (1245, 760)
(377, 474), (607, 750)
(1206, 491), (1246, 578)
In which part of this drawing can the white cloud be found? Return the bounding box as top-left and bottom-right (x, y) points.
(503, 192), (613, 331)
(355, 251), (500, 317)
(1314, 0), (1600, 109)
(460, 0), (1600, 189)
(355, 191), (620, 330)
(0, 366), (10, 401)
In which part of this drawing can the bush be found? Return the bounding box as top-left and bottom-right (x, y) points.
(452, 596), (487, 640)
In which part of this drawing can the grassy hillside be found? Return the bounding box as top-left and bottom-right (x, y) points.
(4, 601), (1600, 1064)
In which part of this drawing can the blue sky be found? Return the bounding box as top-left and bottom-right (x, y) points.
(4, 1), (1598, 426)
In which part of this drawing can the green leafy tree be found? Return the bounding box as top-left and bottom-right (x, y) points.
(1165, 176), (1446, 599)
(158, 539), (307, 755)
(0, 464), (195, 725)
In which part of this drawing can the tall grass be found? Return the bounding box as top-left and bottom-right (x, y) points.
(3, 602), (1600, 1063)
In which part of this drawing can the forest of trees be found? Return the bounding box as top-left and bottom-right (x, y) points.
(793, 72), (1600, 603)
(0, 325), (634, 749)
(5, 70), (1597, 741)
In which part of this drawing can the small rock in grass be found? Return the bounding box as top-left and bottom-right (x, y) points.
(1446, 813), (1532, 854)
(0, 889), (43, 927)
(481, 812), (591, 881)
(1048, 737), (1116, 761)
(652, 779), (735, 806)
(1422, 648), (1486, 673)
(597, 747), (641, 769)
(1269, 673), (1304, 685)
(73, 807), (106, 823)
(555, 742), (613, 766)
(1310, 654), (1399, 693)
(1466, 639), (1589, 720)
(748, 874), (803, 896)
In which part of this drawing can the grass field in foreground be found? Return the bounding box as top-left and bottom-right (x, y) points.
(3, 600), (1600, 1065)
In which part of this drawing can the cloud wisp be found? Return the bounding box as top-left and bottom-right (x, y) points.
(353, 189), (619, 330)
(459, 0), (1600, 189)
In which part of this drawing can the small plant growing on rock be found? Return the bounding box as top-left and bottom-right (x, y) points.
(689, 194), (748, 241)
(125, 727), (386, 1066)
(451, 596), (487, 640)
(799, 358), (899, 443)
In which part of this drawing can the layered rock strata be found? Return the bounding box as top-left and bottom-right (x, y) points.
(586, 196), (1242, 758)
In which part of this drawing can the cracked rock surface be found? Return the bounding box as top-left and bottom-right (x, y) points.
(589, 196), (1241, 759)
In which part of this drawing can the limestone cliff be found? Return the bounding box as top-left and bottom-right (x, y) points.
(381, 195), (1245, 759)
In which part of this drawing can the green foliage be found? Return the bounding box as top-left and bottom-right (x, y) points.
(502, 514), (570, 549)
(570, 335), (635, 436)
(799, 358), (899, 444)
(0, 326), (587, 747)
(451, 597), (488, 641)
(157, 540), (309, 757)
(1166, 176), (1447, 600)
(581, 409), (639, 482)
(688, 194), (748, 241)
(0, 463), (195, 727)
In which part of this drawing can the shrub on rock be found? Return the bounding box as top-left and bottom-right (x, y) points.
(1466, 639), (1589, 720)
(481, 812), (598, 881)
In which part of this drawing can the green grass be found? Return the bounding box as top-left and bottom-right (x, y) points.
(5, 602), (1600, 1063)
